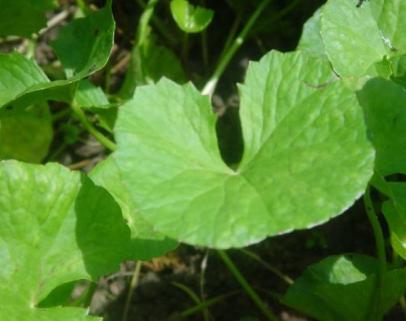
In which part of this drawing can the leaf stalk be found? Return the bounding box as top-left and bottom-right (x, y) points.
(217, 250), (280, 321)
(202, 0), (272, 96)
(363, 186), (387, 321)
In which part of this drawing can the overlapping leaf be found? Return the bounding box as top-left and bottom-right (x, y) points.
(0, 1), (115, 110)
(0, 160), (131, 321)
(297, 8), (325, 57)
(358, 78), (406, 259)
(299, 0), (405, 78)
(90, 156), (178, 260)
(283, 254), (406, 321)
(113, 50), (374, 248)
(52, 0), (115, 79)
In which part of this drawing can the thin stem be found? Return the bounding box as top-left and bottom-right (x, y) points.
(363, 186), (387, 321)
(82, 282), (97, 307)
(168, 291), (239, 321)
(172, 281), (209, 321)
(200, 0), (209, 69)
(135, 0), (178, 45)
(122, 261), (143, 321)
(181, 33), (190, 64)
(239, 249), (293, 285)
(71, 104), (117, 152)
(76, 0), (91, 15)
(217, 250), (279, 321)
(120, 0), (159, 97)
(135, 0), (159, 47)
(201, 29), (209, 70)
(217, 12), (242, 65)
(202, 0), (272, 96)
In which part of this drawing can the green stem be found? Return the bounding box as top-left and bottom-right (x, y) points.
(202, 0), (272, 96)
(217, 250), (279, 321)
(71, 104), (117, 152)
(135, 0), (159, 47)
(239, 249), (293, 285)
(120, 0), (159, 97)
(363, 186), (387, 321)
(217, 12), (242, 66)
(135, 0), (177, 45)
(76, 0), (91, 15)
(181, 33), (190, 64)
(122, 261), (142, 321)
(168, 291), (239, 321)
(201, 29), (209, 70)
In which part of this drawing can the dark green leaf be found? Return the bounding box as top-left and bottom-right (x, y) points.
(283, 254), (406, 321)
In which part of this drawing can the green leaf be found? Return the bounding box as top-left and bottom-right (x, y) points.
(90, 156), (178, 260)
(170, 0), (214, 33)
(382, 182), (406, 260)
(358, 78), (406, 259)
(0, 160), (131, 321)
(369, 0), (406, 53)
(283, 254), (406, 321)
(390, 54), (406, 88)
(0, 2), (115, 110)
(74, 80), (110, 109)
(0, 52), (50, 107)
(114, 50), (374, 248)
(297, 8), (326, 57)
(357, 78), (406, 176)
(0, 103), (53, 162)
(120, 38), (187, 99)
(0, 0), (56, 37)
(321, 0), (389, 77)
(52, 0), (115, 78)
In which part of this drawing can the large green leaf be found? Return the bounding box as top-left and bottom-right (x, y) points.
(0, 1), (115, 110)
(283, 254), (406, 321)
(90, 156), (178, 260)
(114, 50), (374, 248)
(0, 0), (56, 37)
(0, 103), (53, 162)
(170, 0), (214, 33)
(0, 160), (131, 321)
